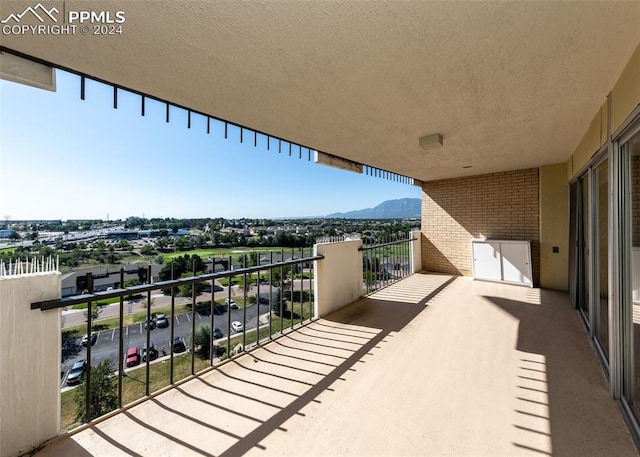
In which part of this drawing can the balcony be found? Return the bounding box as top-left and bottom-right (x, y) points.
(15, 263), (637, 456)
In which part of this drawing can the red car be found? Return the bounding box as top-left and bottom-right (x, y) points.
(125, 347), (140, 367)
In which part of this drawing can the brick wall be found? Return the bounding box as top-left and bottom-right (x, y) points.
(421, 168), (540, 284)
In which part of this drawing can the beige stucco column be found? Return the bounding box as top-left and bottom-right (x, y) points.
(0, 272), (61, 457)
(314, 239), (363, 317)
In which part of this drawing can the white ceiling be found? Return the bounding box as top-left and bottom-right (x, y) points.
(2, 0), (640, 181)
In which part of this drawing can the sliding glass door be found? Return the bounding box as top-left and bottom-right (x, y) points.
(569, 152), (610, 368)
(623, 127), (640, 419)
(594, 158), (609, 361)
(578, 173), (591, 324)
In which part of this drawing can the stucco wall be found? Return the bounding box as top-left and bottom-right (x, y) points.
(569, 41), (640, 180)
(410, 229), (422, 273)
(612, 42), (640, 135)
(570, 102), (608, 179)
(0, 273), (61, 457)
(421, 168), (540, 285)
(540, 163), (570, 290)
(314, 240), (363, 317)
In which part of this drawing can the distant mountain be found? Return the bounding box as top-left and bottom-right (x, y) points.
(326, 198), (421, 219)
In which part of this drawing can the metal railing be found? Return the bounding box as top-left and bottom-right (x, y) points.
(32, 249), (321, 431)
(0, 256), (58, 276)
(360, 234), (415, 295)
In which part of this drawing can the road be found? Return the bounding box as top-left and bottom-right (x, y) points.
(60, 279), (313, 329)
(60, 301), (272, 387)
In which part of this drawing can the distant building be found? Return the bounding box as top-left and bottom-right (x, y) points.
(0, 229), (18, 239)
(60, 264), (163, 296)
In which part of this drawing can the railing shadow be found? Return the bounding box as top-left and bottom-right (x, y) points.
(34, 273), (457, 456)
(485, 289), (637, 457)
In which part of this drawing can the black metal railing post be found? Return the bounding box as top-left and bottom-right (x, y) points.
(242, 253), (247, 349)
(170, 260), (175, 384)
(191, 262), (196, 375)
(85, 272), (94, 423)
(117, 268), (124, 409)
(210, 274), (215, 366)
(227, 255), (232, 359)
(145, 266), (151, 396)
(269, 251), (273, 339)
(279, 249), (284, 334)
(256, 254), (261, 346)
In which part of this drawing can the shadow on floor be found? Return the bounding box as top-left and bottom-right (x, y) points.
(485, 289), (637, 457)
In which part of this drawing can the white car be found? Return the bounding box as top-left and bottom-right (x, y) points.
(231, 321), (243, 332)
(81, 332), (97, 347)
(225, 298), (239, 309)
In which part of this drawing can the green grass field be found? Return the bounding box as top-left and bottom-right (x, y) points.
(162, 246), (306, 262)
(60, 352), (209, 431)
(71, 296), (127, 310)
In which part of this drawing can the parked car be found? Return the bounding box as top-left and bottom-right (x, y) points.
(156, 313), (169, 328)
(142, 342), (158, 362)
(66, 360), (86, 385)
(225, 298), (238, 309)
(213, 327), (223, 339)
(143, 317), (156, 330)
(125, 347), (140, 367)
(81, 332), (97, 347)
(231, 321), (243, 332)
(172, 336), (186, 353)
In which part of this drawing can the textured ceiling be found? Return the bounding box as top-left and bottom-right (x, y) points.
(2, 0), (640, 181)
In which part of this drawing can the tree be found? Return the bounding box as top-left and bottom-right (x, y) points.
(271, 264), (292, 288)
(271, 288), (288, 316)
(140, 244), (156, 255)
(83, 305), (102, 323)
(246, 251), (259, 268)
(124, 278), (139, 300)
(178, 281), (207, 297)
(155, 237), (170, 251)
(191, 324), (211, 359)
(140, 297), (155, 309)
(92, 240), (107, 251)
(74, 359), (118, 422)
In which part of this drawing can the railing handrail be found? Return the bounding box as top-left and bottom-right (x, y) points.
(31, 254), (323, 311)
(359, 236), (416, 251)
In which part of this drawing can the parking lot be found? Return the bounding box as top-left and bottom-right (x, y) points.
(61, 301), (272, 388)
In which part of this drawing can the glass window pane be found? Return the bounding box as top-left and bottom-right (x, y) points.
(580, 175), (590, 319)
(595, 160), (609, 360)
(625, 129), (640, 418)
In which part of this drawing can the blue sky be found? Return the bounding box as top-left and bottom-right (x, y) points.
(0, 70), (419, 220)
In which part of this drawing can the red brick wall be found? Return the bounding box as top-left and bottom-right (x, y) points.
(421, 168), (540, 284)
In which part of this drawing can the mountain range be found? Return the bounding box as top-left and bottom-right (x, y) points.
(326, 198), (421, 219)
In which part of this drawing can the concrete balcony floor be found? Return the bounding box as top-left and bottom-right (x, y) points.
(35, 273), (637, 456)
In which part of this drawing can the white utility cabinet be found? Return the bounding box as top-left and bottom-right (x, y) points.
(471, 238), (533, 287)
